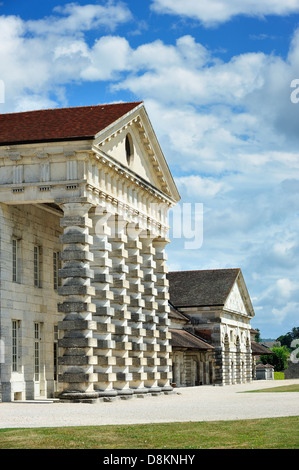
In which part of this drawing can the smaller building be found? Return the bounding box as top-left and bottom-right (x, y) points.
(167, 268), (255, 386)
(250, 331), (275, 380)
(169, 304), (214, 387)
(255, 364), (274, 380)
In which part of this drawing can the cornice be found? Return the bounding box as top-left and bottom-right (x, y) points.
(91, 146), (175, 206)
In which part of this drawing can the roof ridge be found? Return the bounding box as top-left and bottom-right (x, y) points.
(168, 268), (240, 274)
(1, 101), (143, 117)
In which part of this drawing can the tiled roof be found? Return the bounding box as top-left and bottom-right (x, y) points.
(251, 341), (273, 355)
(170, 328), (214, 350)
(0, 102), (143, 146)
(256, 363), (274, 368)
(168, 302), (190, 323)
(167, 268), (240, 308)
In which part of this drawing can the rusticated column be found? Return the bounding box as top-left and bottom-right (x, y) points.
(223, 335), (231, 385)
(57, 201), (98, 402)
(140, 231), (160, 393)
(126, 222), (147, 394)
(89, 204), (117, 397)
(245, 337), (253, 383)
(152, 236), (173, 392)
(108, 213), (132, 396)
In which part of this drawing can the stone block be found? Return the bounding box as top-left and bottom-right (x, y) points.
(97, 372), (117, 382)
(58, 372), (97, 383)
(60, 215), (92, 228)
(58, 319), (97, 331)
(60, 250), (94, 262)
(59, 233), (93, 244)
(58, 337), (97, 348)
(58, 285), (95, 296)
(58, 355), (96, 365)
(59, 267), (94, 279)
(96, 306), (115, 316)
(58, 301), (96, 313)
(93, 273), (113, 283)
(97, 339), (116, 349)
(132, 342), (147, 351)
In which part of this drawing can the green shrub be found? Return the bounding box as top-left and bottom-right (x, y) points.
(274, 371), (285, 380)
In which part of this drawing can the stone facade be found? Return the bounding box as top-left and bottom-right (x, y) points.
(168, 306), (215, 387)
(168, 269), (255, 386)
(0, 204), (62, 401)
(0, 102), (180, 402)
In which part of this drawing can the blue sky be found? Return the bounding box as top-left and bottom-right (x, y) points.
(1, 0), (299, 339)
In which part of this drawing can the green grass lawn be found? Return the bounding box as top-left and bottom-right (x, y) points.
(0, 416), (298, 449)
(242, 384), (299, 393)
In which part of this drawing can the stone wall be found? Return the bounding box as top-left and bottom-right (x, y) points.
(172, 350), (214, 387)
(0, 203), (62, 401)
(284, 361), (299, 379)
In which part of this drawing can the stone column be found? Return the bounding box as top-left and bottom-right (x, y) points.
(236, 339), (242, 384)
(108, 212), (132, 396)
(89, 203), (117, 398)
(126, 221), (147, 394)
(152, 236), (172, 392)
(140, 231), (160, 393)
(245, 338), (252, 383)
(57, 201), (98, 402)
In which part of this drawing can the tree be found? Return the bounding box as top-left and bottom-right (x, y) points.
(260, 346), (290, 372)
(254, 328), (261, 343)
(277, 327), (299, 350)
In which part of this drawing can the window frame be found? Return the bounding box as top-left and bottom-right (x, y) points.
(34, 245), (42, 288)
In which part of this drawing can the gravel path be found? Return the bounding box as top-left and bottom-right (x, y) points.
(0, 379), (298, 429)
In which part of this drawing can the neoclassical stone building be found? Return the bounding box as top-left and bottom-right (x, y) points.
(168, 269), (255, 386)
(0, 102), (180, 402)
(0, 102), (260, 402)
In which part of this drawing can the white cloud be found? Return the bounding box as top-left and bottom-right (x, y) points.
(81, 36), (132, 81)
(276, 278), (297, 298)
(150, 0), (299, 27)
(175, 174), (229, 199)
(26, 1), (132, 35)
(0, 3), (133, 111)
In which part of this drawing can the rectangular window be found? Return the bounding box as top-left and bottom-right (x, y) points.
(12, 238), (20, 282)
(34, 323), (40, 382)
(53, 252), (61, 290)
(53, 325), (58, 381)
(12, 320), (20, 372)
(34, 245), (42, 287)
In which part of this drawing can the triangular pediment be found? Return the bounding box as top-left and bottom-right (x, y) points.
(224, 273), (255, 318)
(93, 104), (180, 203)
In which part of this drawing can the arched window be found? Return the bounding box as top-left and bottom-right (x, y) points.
(125, 133), (134, 165)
